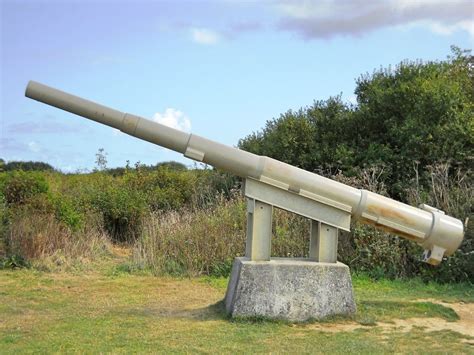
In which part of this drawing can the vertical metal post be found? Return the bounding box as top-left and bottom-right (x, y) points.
(245, 198), (272, 261)
(309, 220), (338, 263)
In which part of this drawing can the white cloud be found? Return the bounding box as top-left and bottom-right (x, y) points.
(429, 20), (474, 37)
(191, 28), (220, 45)
(153, 108), (192, 132)
(28, 141), (41, 153)
(275, 0), (474, 39)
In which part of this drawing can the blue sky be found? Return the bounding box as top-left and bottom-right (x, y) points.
(1, 0), (473, 172)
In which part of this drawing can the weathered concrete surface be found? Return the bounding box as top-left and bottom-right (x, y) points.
(225, 257), (356, 321)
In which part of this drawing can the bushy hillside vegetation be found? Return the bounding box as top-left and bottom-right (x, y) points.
(239, 47), (472, 198)
(0, 159), (55, 172)
(0, 47), (472, 283)
(239, 47), (473, 282)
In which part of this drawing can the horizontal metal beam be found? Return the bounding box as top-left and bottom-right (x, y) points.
(245, 178), (351, 232)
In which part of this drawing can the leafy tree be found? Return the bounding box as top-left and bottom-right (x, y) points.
(351, 46), (473, 197)
(155, 161), (187, 171)
(2, 161), (55, 172)
(239, 47), (473, 199)
(239, 96), (354, 173)
(94, 148), (108, 171)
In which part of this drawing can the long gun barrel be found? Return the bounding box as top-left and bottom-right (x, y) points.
(25, 81), (464, 265)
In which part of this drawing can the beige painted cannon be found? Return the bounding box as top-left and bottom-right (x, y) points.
(25, 81), (464, 266)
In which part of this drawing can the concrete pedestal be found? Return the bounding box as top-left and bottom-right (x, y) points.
(225, 257), (356, 321)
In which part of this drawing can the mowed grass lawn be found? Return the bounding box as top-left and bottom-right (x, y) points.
(0, 263), (473, 353)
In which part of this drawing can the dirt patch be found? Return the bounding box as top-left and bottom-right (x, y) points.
(109, 245), (132, 259)
(306, 299), (474, 341)
(389, 299), (474, 342)
(305, 322), (373, 333)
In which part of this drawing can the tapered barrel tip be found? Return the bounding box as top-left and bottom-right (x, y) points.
(25, 80), (40, 99)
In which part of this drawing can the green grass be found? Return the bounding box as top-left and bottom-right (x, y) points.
(353, 274), (474, 303)
(0, 269), (472, 353)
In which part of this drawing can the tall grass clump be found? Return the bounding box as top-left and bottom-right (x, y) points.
(6, 211), (110, 271)
(132, 195), (313, 276)
(406, 163), (473, 282)
(0, 170), (111, 270)
(271, 209), (309, 258)
(133, 195), (246, 276)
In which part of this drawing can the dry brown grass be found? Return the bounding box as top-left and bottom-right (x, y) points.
(133, 196), (246, 276)
(132, 195), (314, 276)
(5, 211), (110, 271)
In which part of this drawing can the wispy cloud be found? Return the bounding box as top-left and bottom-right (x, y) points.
(190, 28), (221, 45)
(0, 137), (25, 153)
(153, 108), (191, 132)
(8, 118), (89, 134)
(178, 1), (472, 43)
(228, 21), (263, 34)
(275, 0), (473, 39)
(428, 20), (474, 37)
(28, 141), (41, 153)
(1, 138), (42, 155)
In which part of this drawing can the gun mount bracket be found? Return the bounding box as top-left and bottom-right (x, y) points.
(244, 178), (352, 263)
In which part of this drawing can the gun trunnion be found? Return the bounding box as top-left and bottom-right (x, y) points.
(25, 80), (464, 265)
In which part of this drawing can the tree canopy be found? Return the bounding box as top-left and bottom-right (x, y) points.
(0, 160), (55, 172)
(239, 47), (473, 199)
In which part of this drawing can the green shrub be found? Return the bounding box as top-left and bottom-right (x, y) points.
(340, 224), (419, 279)
(0, 254), (30, 269)
(123, 166), (197, 211)
(1, 161), (55, 172)
(191, 169), (239, 208)
(0, 193), (8, 256)
(50, 194), (83, 231)
(0, 171), (49, 205)
(209, 258), (234, 277)
(271, 210), (308, 258)
(94, 186), (148, 242)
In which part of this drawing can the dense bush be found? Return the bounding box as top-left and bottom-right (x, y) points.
(93, 186), (148, 242)
(239, 47), (473, 199)
(88, 165), (237, 242)
(49, 194), (83, 231)
(0, 160), (55, 172)
(0, 164), (240, 262)
(0, 171), (49, 205)
(406, 163), (473, 282)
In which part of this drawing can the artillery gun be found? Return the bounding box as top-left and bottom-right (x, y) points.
(25, 81), (465, 320)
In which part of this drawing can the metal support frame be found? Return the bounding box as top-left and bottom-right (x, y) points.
(245, 198), (273, 261)
(309, 221), (338, 263)
(244, 178), (350, 263)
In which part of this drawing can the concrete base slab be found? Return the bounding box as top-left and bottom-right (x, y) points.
(225, 257), (356, 321)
